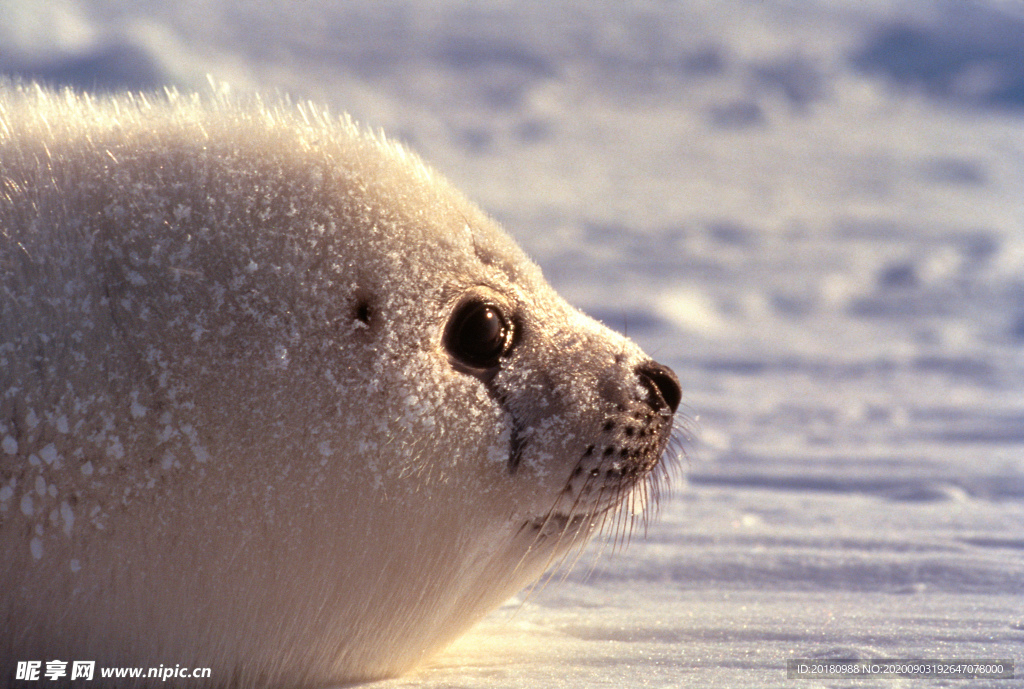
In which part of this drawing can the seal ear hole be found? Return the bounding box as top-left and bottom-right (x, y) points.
(351, 289), (374, 325)
(354, 301), (371, 324)
(444, 298), (514, 371)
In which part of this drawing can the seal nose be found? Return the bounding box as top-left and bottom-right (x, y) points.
(636, 361), (681, 414)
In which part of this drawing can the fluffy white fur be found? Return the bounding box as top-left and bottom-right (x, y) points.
(0, 83), (676, 688)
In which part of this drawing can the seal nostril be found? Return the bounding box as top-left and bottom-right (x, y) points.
(636, 361), (681, 414)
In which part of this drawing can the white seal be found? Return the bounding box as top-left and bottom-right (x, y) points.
(0, 83), (681, 687)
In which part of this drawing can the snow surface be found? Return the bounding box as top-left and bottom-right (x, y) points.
(3, 0), (1022, 686)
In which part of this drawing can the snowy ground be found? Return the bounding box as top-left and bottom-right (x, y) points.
(3, 0), (1022, 686)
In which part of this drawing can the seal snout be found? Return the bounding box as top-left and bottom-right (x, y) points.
(546, 354), (680, 521)
(636, 361), (681, 415)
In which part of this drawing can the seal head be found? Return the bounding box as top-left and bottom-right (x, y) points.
(0, 85), (680, 687)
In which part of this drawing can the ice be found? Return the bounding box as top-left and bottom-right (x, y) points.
(2, 0), (1022, 687)
(60, 501), (75, 537)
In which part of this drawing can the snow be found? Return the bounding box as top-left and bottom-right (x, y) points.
(2, 0), (1022, 686)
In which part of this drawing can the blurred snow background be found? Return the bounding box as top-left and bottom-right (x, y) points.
(2, 0), (1022, 686)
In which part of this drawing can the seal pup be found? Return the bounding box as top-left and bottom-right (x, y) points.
(0, 83), (681, 687)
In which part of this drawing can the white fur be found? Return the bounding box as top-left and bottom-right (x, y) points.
(0, 83), (664, 687)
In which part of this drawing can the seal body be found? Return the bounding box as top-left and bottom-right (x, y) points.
(0, 84), (681, 687)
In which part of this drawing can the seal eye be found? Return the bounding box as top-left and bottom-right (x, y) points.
(445, 300), (512, 370)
